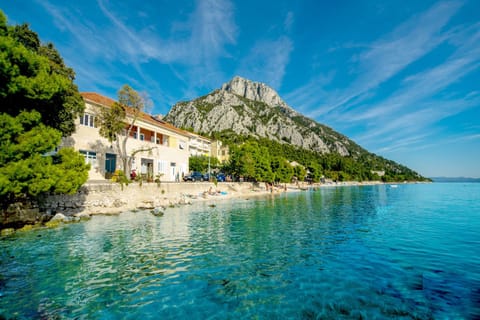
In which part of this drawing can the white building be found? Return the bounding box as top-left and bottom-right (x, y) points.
(64, 92), (195, 182)
(188, 132), (211, 157)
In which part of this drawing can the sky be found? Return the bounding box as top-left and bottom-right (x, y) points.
(2, 0), (479, 178)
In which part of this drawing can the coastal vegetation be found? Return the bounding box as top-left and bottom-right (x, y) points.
(189, 155), (220, 172)
(210, 131), (428, 183)
(166, 77), (430, 183)
(0, 11), (89, 209)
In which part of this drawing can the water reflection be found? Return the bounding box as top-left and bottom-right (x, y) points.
(1, 184), (479, 319)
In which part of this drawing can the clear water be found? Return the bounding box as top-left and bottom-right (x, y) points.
(1, 183), (479, 319)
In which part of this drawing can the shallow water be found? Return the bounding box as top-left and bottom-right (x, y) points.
(1, 183), (479, 319)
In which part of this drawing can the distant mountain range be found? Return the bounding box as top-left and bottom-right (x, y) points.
(430, 177), (480, 183)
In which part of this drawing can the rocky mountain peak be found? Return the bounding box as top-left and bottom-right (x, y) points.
(221, 76), (290, 110)
(164, 76), (353, 156)
(163, 76), (425, 181)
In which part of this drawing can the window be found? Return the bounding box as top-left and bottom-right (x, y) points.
(158, 160), (168, 175)
(79, 113), (96, 128)
(79, 150), (96, 166)
(179, 140), (186, 150)
(140, 133), (145, 141)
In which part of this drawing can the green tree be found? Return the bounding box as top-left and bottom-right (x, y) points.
(96, 84), (153, 175)
(189, 155), (219, 172)
(0, 11), (84, 136)
(227, 144), (255, 179)
(307, 162), (322, 182)
(0, 12), (89, 208)
(0, 111), (89, 207)
(227, 141), (273, 182)
(293, 164), (307, 182)
(272, 157), (293, 183)
(254, 145), (273, 182)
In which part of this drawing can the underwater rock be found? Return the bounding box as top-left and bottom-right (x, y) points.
(0, 228), (15, 236)
(50, 213), (67, 222)
(151, 208), (164, 217)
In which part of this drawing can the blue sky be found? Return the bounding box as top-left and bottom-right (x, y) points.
(2, 0), (479, 178)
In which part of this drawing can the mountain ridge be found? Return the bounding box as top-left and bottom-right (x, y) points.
(164, 76), (426, 181)
(166, 76), (358, 156)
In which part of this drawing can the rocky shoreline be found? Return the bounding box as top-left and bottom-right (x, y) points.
(1, 180), (393, 234)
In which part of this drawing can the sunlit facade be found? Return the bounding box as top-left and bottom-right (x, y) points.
(64, 92), (196, 182)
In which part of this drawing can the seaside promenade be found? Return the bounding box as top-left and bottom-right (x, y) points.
(1, 180), (390, 232)
(52, 180), (386, 217)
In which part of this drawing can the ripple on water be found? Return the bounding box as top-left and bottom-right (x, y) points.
(1, 184), (480, 319)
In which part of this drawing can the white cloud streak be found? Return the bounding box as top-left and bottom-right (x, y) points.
(38, 0), (238, 98)
(345, 22), (480, 151)
(284, 0), (480, 156)
(284, 11), (294, 33)
(356, 94), (480, 152)
(288, 0), (464, 118)
(237, 37), (293, 90)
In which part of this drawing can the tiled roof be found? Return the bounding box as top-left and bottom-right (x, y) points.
(81, 92), (116, 108)
(80, 92), (206, 140)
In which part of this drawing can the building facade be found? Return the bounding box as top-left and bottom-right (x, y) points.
(64, 92), (196, 182)
(188, 133), (211, 157)
(211, 140), (230, 164)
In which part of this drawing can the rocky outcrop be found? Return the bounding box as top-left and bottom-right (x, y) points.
(221, 76), (294, 113)
(1, 182), (228, 230)
(165, 76), (359, 156)
(1, 201), (53, 229)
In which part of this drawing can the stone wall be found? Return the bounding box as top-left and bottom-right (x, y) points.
(43, 181), (219, 215)
(1, 201), (46, 229)
(1, 181), (260, 230)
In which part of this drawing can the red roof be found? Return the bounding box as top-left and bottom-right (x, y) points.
(81, 92), (116, 108)
(80, 92), (198, 138)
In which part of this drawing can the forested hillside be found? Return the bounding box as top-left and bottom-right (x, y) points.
(166, 76), (428, 182)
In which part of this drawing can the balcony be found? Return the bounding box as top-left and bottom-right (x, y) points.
(125, 125), (170, 147)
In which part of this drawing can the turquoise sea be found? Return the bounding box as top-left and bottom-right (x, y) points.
(1, 183), (479, 319)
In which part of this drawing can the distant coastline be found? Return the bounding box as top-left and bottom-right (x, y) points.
(431, 177), (480, 183)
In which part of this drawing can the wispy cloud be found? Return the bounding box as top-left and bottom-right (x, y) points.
(283, 0), (480, 156)
(95, 0), (161, 64)
(237, 37), (293, 90)
(38, 1), (114, 58)
(343, 21), (480, 151)
(356, 94), (480, 152)
(376, 133), (434, 153)
(287, 0), (463, 118)
(284, 11), (294, 33)
(345, 43), (480, 122)
(182, 0), (237, 89)
(283, 73), (334, 113)
(37, 0), (238, 101)
(96, 0), (237, 88)
(235, 9), (295, 90)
